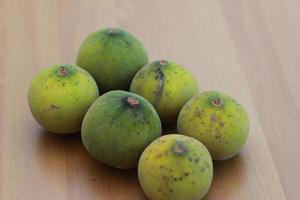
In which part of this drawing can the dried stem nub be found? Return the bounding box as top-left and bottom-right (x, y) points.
(127, 96), (139, 107)
(212, 97), (222, 107)
(57, 67), (69, 76)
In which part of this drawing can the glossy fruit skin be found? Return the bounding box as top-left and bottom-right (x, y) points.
(177, 91), (249, 160)
(130, 60), (198, 124)
(76, 27), (148, 92)
(28, 64), (99, 134)
(138, 134), (213, 200)
(81, 90), (162, 169)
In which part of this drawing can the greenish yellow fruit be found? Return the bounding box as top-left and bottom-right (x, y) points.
(28, 64), (99, 134)
(130, 60), (198, 124)
(81, 90), (162, 169)
(76, 27), (148, 92)
(138, 134), (213, 200)
(177, 91), (249, 160)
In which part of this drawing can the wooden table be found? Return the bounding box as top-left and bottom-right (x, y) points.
(1, 0), (300, 199)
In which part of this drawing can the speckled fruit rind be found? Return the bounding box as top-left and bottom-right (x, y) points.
(138, 134), (213, 200)
(130, 60), (198, 124)
(28, 64), (99, 134)
(76, 27), (148, 92)
(81, 90), (162, 169)
(177, 91), (249, 160)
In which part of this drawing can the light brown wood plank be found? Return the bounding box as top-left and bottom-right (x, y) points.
(1, 0), (299, 199)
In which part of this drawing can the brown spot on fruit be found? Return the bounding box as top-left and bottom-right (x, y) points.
(50, 105), (59, 109)
(154, 67), (165, 105)
(156, 153), (162, 158)
(210, 113), (218, 123)
(215, 134), (221, 139)
(184, 172), (190, 177)
(194, 108), (203, 118)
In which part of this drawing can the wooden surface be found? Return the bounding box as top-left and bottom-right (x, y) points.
(1, 0), (300, 199)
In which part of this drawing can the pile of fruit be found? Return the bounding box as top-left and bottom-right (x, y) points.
(28, 28), (249, 200)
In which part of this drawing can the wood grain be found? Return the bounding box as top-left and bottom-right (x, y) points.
(1, 0), (300, 199)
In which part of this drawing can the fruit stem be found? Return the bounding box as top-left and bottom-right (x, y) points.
(173, 141), (188, 155)
(159, 60), (168, 66)
(212, 97), (222, 107)
(107, 28), (118, 35)
(127, 96), (139, 107)
(57, 67), (69, 76)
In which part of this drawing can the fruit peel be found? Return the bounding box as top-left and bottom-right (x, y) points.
(130, 60), (199, 124)
(177, 91), (249, 160)
(138, 134), (213, 200)
(81, 90), (162, 169)
(77, 28), (148, 92)
(28, 64), (99, 134)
